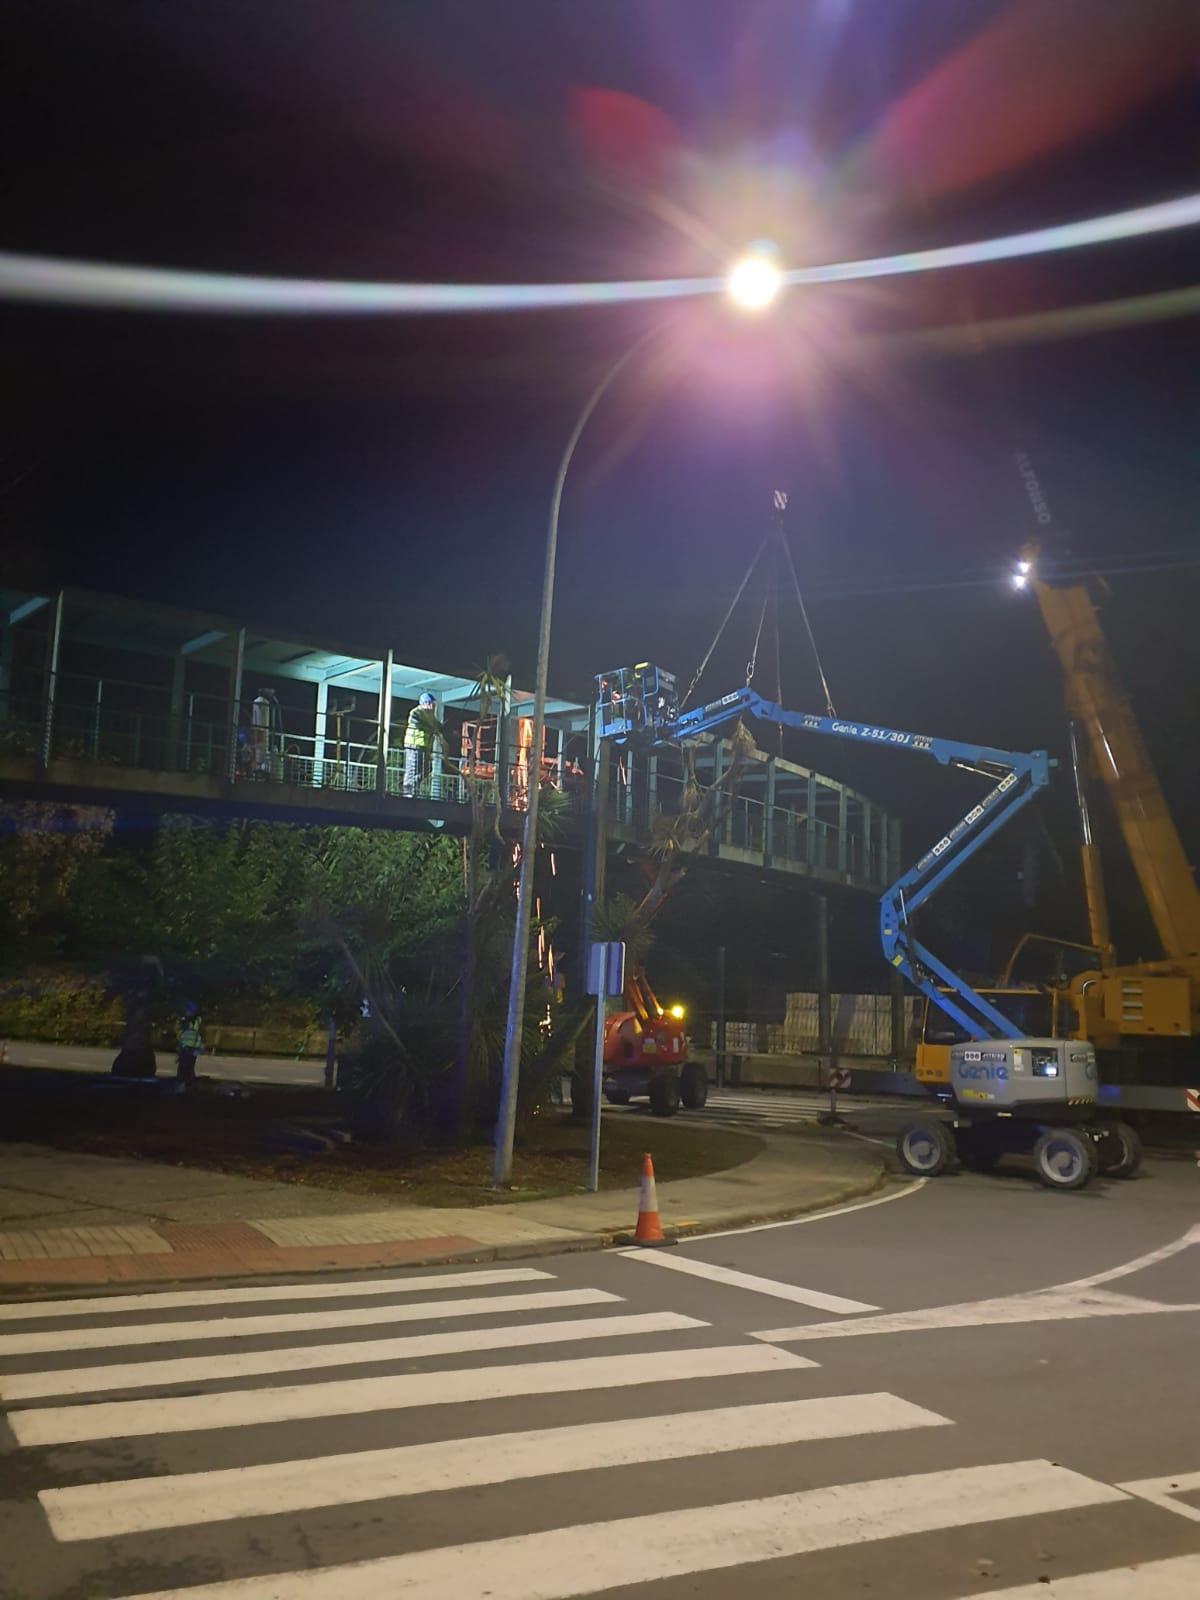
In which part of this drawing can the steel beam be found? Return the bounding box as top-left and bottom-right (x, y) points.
(763, 758), (777, 865)
(837, 785), (848, 875)
(314, 677), (328, 788)
(227, 627), (246, 782)
(38, 592), (65, 770)
(376, 648), (394, 796)
(815, 892), (831, 1056)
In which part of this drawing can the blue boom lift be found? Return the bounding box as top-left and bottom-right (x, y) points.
(595, 663), (1143, 1190)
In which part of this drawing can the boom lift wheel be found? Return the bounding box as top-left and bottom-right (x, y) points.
(604, 1089), (631, 1106)
(649, 1074), (681, 1118)
(897, 1121), (956, 1176)
(1032, 1127), (1096, 1191)
(679, 1063), (708, 1110)
(1095, 1120), (1143, 1179)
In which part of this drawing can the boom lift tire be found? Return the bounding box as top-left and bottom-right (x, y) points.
(679, 1063), (708, 1110)
(604, 1089), (631, 1106)
(897, 1121), (956, 1176)
(1096, 1120), (1143, 1179)
(649, 1074), (682, 1118)
(1033, 1127), (1096, 1190)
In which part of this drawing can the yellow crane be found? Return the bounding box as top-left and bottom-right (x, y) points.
(1019, 551), (1199, 1105)
(916, 553), (1198, 1113)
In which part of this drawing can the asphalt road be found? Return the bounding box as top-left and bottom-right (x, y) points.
(3, 1040), (329, 1088)
(5, 1041), (907, 1114)
(2, 1152), (1198, 1598)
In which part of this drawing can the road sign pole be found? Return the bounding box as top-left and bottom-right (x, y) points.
(588, 991), (606, 1193)
(586, 940), (625, 1193)
(821, 1064), (850, 1126)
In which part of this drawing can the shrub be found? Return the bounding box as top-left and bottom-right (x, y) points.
(0, 974), (124, 1046)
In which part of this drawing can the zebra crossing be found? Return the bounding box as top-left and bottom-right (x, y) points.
(704, 1088), (852, 1128)
(605, 1087), (903, 1133)
(1, 1261), (1194, 1598)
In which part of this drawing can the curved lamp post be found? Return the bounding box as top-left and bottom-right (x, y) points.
(492, 251), (784, 1187)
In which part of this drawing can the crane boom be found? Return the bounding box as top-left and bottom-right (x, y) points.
(1029, 567), (1200, 961)
(597, 668), (1053, 1043)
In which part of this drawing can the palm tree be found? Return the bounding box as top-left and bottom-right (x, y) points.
(448, 655), (512, 1137)
(563, 724), (754, 1119)
(602, 725), (754, 946)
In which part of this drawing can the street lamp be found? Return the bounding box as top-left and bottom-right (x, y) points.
(727, 252), (784, 312)
(492, 253), (783, 1187)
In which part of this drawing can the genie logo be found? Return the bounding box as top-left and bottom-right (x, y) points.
(957, 1061), (1009, 1081)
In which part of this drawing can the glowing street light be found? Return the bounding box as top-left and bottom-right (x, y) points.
(496, 258), (786, 1187)
(727, 252), (784, 311)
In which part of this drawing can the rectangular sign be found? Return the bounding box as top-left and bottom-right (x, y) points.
(587, 941), (626, 998)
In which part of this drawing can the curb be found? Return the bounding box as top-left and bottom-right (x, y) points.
(0, 1162), (888, 1303)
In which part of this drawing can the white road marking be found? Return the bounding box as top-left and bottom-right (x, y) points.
(695, 1178), (925, 1240)
(0, 1287), (619, 1358)
(41, 1392), (950, 1541)
(0, 1267), (552, 1322)
(1055, 1223), (1200, 1293)
(705, 1094), (822, 1120)
(1117, 1469), (1200, 1525)
(978, 1554), (1200, 1597)
(842, 1128), (894, 1149)
(11, 1344), (814, 1446)
(752, 1286), (1200, 1344)
(117, 1460), (1126, 1599)
(0, 1311), (705, 1402)
(617, 1248), (878, 1314)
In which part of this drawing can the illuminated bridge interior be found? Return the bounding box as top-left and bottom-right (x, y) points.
(0, 586), (897, 893)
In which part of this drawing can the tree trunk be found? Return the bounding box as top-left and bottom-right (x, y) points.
(111, 957), (162, 1078)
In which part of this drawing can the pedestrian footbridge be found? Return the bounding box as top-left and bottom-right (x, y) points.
(0, 586), (898, 895)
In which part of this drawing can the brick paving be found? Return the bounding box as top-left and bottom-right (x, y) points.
(0, 1134), (886, 1293)
(0, 1234), (485, 1287)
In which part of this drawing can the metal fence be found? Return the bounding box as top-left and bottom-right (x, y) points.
(708, 993), (917, 1058)
(5, 667), (589, 812)
(602, 761), (879, 881)
(5, 664), (885, 885)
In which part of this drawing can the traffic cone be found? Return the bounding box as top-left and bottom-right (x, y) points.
(625, 1153), (675, 1248)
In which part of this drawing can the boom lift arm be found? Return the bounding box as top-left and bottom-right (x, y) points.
(598, 670), (1053, 1043)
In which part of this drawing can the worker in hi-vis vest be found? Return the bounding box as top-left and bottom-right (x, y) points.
(403, 692), (437, 797)
(176, 1004), (203, 1089)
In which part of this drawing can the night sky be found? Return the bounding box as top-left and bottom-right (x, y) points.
(5, 0), (1198, 922)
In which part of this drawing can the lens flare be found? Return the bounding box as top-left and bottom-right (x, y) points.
(0, 193), (1196, 316)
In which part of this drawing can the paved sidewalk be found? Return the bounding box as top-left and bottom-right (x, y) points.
(0, 1132), (885, 1294)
